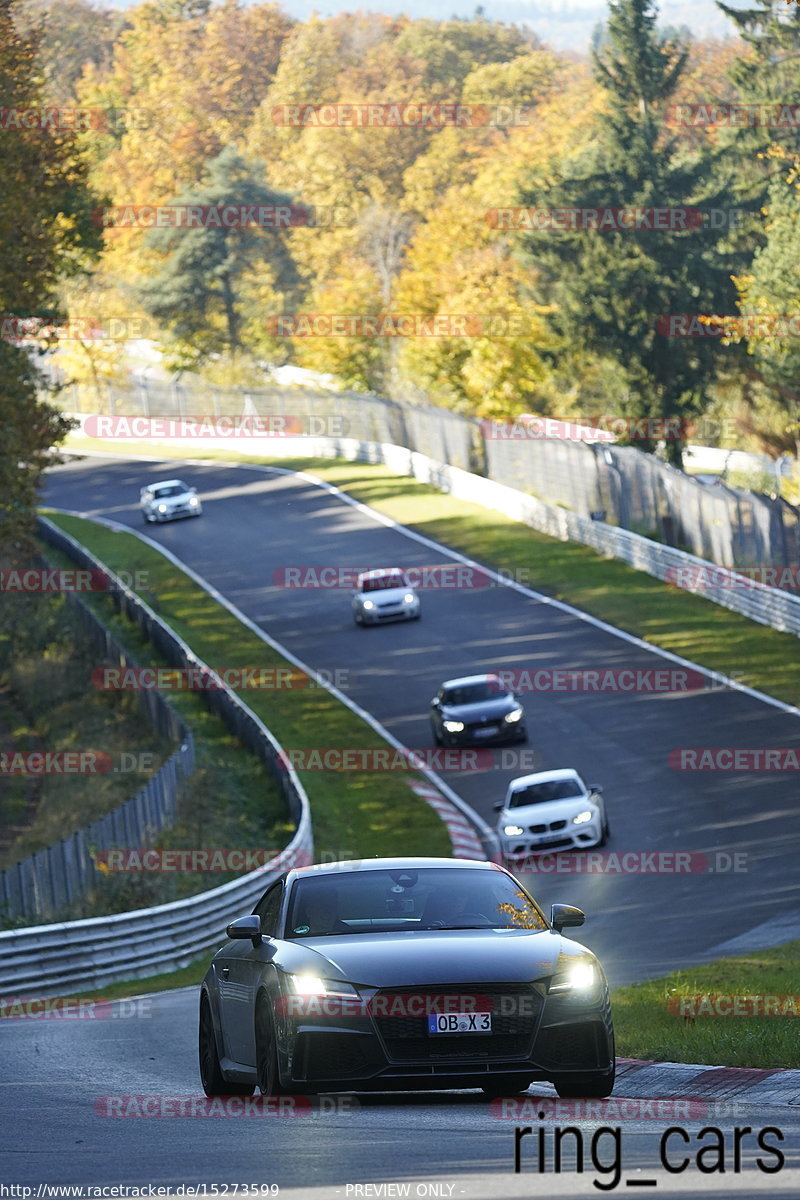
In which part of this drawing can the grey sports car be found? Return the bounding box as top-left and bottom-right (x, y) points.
(198, 857), (615, 1099)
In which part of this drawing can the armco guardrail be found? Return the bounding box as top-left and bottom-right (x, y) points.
(0, 583), (195, 923)
(0, 844), (309, 999)
(0, 519), (313, 994)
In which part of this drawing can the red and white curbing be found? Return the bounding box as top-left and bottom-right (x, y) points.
(613, 1057), (800, 1107)
(406, 779), (490, 861)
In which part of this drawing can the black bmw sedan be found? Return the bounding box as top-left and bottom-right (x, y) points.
(199, 857), (615, 1100)
(430, 674), (527, 746)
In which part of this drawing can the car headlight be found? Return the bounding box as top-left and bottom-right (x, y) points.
(362, 599), (375, 611)
(503, 824), (524, 837)
(189, 496), (199, 506)
(403, 592), (416, 604)
(289, 974), (361, 999)
(157, 504), (167, 513)
(549, 961), (597, 994)
(504, 708), (524, 723)
(572, 810), (594, 825)
(443, 720), (465, 733)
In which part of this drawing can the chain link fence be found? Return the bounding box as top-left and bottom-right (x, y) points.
(58, 376), (799, 570)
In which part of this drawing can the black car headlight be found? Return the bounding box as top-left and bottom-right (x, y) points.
(549, 961), (598, 995)
(288, 974), (361, 1000)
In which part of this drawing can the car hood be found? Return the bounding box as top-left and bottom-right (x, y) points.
(357, 586), (411, 604)
(442, 696), (517, 720)
(278, 927), (575, 987)
(501, 795), (596, 824)
(156, 491), (194, 506)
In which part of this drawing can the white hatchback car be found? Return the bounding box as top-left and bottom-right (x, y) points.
(494, 768), (608, 859)
(352, 568), (420, 626)
(140, 479), (202, 524)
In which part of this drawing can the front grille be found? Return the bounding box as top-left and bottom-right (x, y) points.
(528, 819), (568, 833)
(373, 984), (541, 1064)
(294, 1031), (383, 1081)
(534, 1022), (602, 1067)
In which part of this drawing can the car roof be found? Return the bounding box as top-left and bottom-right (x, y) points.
(507, 768), (584, 790)
(148, 478), (187, 489)
(285, 856), (505, 882)
(440, 673), (502, 690)
(358, 568), (404, 580)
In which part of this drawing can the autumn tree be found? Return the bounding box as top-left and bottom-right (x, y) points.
(0, 0), (101, 555)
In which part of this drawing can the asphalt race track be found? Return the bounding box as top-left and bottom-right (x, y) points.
(1, 453), (798, 1196)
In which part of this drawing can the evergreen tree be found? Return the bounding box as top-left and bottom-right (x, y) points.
(518, 0), (742, 463)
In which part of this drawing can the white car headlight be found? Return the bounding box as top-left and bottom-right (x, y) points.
(189, 496), (199, 506)
(503, 824), (524, 837)
(572, 810), (594, 825)
(403, 592), (416, 604)
(549, 962), (596, 994)
(289, 974), (361, 999)
(443, 720), (465, 733)
(362, 599), (375, 610)
(504, 708), (524, 723)
(157, 504), (167, 513)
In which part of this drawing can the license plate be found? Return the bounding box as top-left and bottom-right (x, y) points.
(473, 726), (498, 739)
(427, 1012), (492, 1034)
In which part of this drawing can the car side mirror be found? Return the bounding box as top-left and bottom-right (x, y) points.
(431, 698), (440, 708)
(226, 914), (262, 945)
(492, 801), (504, 812)
(550, 904), (585, 933)
(589, 785), (603, 795)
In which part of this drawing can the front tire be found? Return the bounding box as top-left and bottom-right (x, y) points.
(255, 993), (289, 1096)
(199, 994), (254, 1097)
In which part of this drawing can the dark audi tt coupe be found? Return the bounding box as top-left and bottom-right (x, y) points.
(199, 857), (615, 1099)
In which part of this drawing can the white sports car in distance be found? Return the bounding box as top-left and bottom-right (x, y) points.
(140, 479), (203, 523)
(352, 568), (420, 626)
(495, 768), (608, 859)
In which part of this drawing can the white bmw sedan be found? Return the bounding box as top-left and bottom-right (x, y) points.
(495, 768), (608, 859)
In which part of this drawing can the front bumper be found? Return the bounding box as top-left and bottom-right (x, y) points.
(501, 821), (603, 857)
(356, 602), (419, 624)
(278, 981), (613, 1091)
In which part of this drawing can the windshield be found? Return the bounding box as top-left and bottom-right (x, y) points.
(154, 483), (187, 497)
(508, 779), (584, 807)
(442, 681), (504, 706)
(285, 867), (547, 937)
(361, 572), (406, 592)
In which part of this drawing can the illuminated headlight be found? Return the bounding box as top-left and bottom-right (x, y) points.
(503, 824), (524, 837)
(189, 496), (199, 506)
(362, 599), (375, 611)
(403, 593), (416, 604)
(443, 720), (465, 733)
(157, 504), (168, 513)
(504, 708), (524, 724)
(572, 810), (594, 825)
(289, 974), (361, 999)
(549, 962), (597, 994)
